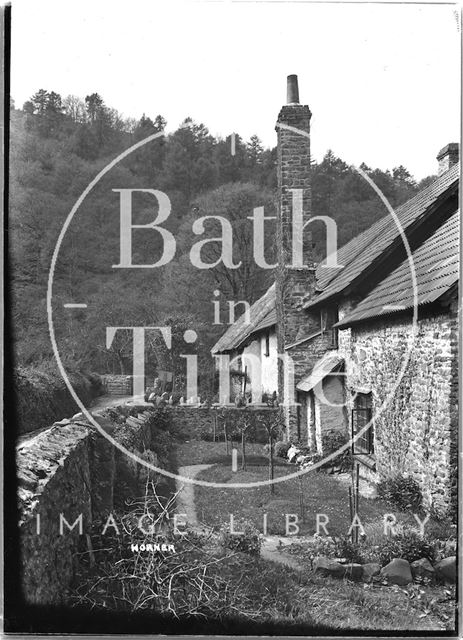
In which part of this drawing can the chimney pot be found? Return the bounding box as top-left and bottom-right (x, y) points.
(287, 74), (299, 105)
(436, 142), (459, 175)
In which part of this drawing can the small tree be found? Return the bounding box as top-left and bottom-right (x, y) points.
(217, 408), (229, 454)
(237, 411), (252, 471)
(258, 411), (285, 495)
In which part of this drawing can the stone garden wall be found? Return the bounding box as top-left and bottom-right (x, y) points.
(16, 402), (279, 606)
(16, 403), (159, 606)
(101, 374), (133, 395)
(170, 405), (279, 443)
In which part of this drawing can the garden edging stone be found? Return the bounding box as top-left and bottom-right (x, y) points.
(380, 558), (413, 585)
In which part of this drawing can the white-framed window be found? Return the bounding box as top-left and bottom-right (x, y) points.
(264, 332), (270, 357)
(320, 306), (339, 348)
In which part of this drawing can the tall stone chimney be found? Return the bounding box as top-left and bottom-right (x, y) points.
(437, 143), (459, 175)
(275, 75), (317, 432)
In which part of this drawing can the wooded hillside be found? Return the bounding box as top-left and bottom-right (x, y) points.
(9, 90), (433, 389)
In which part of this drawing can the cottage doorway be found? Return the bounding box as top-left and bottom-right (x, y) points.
(306, 392), (317, 449)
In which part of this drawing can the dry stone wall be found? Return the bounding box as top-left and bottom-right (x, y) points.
(17, 404), (160, 605)
(16, 403), (280, 606)
(101, 374), (133, 395)
(170, 405), (278, 442)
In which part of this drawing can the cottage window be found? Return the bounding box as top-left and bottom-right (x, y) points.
(264, 332), (270, 357)
(320, 307), (339, 348)
(351, 392), (374, 455)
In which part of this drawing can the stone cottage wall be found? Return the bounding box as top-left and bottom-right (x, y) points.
(298, 375), (347, 449)
(337, 301), (458, 517)
(287, 332), (339, 438)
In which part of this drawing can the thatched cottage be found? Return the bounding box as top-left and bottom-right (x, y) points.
(212, 76), (459, 516)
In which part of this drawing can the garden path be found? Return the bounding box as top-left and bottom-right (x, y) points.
(176, 463), (305, 571)
(176, 464), (214, 532)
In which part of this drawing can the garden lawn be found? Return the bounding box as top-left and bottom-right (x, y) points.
(191, 452), (420, 536)
(287, 569), (455, 632)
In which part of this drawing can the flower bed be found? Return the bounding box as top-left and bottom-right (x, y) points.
(286, 523), (457, 586)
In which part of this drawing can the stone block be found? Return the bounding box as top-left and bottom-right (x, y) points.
(435, 556), (456, 584)
(362, 562), (381, 581)
(411, 557), (435, 581)
(380, 558), (413, 585)
(313, 556), (345, 578)
(342, 563), (363, 581)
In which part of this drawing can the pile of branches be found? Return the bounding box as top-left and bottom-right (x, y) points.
(71, 481), (263, 620)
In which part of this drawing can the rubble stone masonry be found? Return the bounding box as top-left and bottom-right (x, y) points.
(276, 103), (319, 434)
(17, 405), (156, 605)
(16, 403), (279, 605)
(337, 297), (458, 517)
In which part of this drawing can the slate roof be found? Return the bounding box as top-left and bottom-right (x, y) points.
(211, 284), (276, 354)
(296, 353), (343, 392)
(212, 162), (459, 354)
(307, 162), (459, 307)
(336, 209), (460, 328)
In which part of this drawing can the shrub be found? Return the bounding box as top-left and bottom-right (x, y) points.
(274, 441), (291, 458)
(200, 429), (215, 442)
(13, 362), (101, 435)
(322, 429), (348, 455)
(424, 519), (457, 560)
(375, 529), (436, 565)
(335, 536), (364, 564)
(362, 519), (388, 547)
(150, 427), (171, 461)
(234, 393), (247, 408)
(218, 519), (261, 556)
(432, 537), (457, 560)
(377, 475), (422, 511)
(307, 535), (338, 560)
(289, 534), (363, 567)
(320, 430), (352, 470)
(147, 407), (171, 431)
(170, 391), (183, 405)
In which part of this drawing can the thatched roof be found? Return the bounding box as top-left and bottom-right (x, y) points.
(212, 162), (459, 353)
(211, 284), (276, 354)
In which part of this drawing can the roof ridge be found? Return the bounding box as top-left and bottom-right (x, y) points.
(310, 161), (459, 305)
(335, 209), (460, 327)
(314, 162), (460, 293)
(211, 283), (276, 354)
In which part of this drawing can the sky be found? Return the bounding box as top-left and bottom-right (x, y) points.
(10, 0), (461, 180)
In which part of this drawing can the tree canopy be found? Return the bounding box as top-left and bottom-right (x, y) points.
(9, 89), (434, 387)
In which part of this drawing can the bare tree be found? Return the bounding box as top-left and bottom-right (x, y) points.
(63, 94), (86, 122)
(237, 411), (252, 471)
(257, 411), (285, 495)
